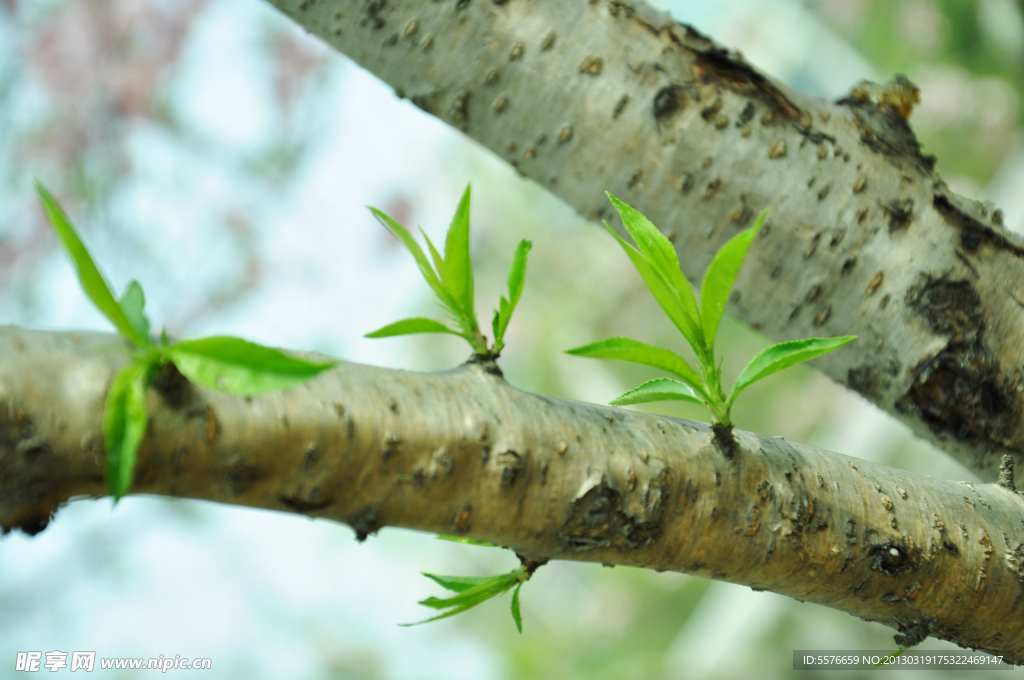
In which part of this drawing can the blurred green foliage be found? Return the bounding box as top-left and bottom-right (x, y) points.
(814, 0), (1024, 185)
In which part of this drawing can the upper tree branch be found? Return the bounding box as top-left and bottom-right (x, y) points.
(3, 327), (1024, 660)
(264, 0), (1024, 481)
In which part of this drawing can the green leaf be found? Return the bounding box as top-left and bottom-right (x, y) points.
(119, 280), (150, 343)
(700, 210), (766, 350)
(401, 567), (529, 627)
(491, 306), (505, 354)
(420, 228), (447, 285)
(422, 573), (499, 594)
(729, 336), (857, 406)
(511, 582), (523, 633)
(36, 181), (147, 347)
(607, 195), (704, 351)
(417, 574), (516, 610)
(607, 194), (689, 295)
(434, 534), (502, 548)
(565, 337), (707, 398)
(505, 239), (531, 313)
(398, 601), (487, 627)
(370, 207), (463, 319)
(102, 360), (152, 500)
(610, 378), (706, 407)
(443, 185), (474, 317)
(604, 223), (706, 354)
(492, 239), (532, 349)
(167, 336), (336, 396)
(364, 317), (464, 339)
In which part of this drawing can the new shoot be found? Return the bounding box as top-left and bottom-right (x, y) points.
(37, 182), (336, 500)
(365, 185), (531, 359)
(568, 193), (855, 428)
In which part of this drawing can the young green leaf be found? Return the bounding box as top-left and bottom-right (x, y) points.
(402, 568), (527, 628)
(364, 317), (464, 339)
(400, 603), (486, 626)
(492, 239), (532, 350)
(434, 534), (502, 548)
(506, 239), (531, 310)
(36, 182), (147, 347)
(604, 223), (706, 354)
(491, 307), (506, 354)
(607, 193), (689, 296)
(167, 336), (336, 396)
(402, 574), (517, 628)
(370, 207), (463, 320)
(102, 360), (151, 500)
(729, 336), (857, 406)
(700, 210), (766, 350)
(565, 337), (707, 398)
(119, 280), (151, 344)
(443, 185), (474, 317)
(607, 195), (707, 354)
(369, 193), (532, 358)
(417, 573), (518, 610)
(420, 228), (447, 285)
(511, 582), (523, 633)
(610, 377), (706, 407)
(423, 573), (498, 594)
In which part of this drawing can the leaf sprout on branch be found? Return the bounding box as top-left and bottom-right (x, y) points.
(364, 185), (531, 359)
(36, 182), (336, 500)
(567, 193), (856, 428)
(401, 536), (544, 632)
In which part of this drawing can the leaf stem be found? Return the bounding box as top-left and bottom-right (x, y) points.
(696, 349), (731, 426)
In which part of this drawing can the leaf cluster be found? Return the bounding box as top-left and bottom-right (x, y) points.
(568, 194), (855, 427)
(365, 186), (530, 358)
(37, 182), (337, 500)
(402, 565), (530, 632)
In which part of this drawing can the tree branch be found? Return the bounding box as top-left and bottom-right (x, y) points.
(262, 0), (1024, 481)
(3, 327), (1024, 659)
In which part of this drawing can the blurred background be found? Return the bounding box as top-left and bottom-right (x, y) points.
(1, 0), (1023, 677)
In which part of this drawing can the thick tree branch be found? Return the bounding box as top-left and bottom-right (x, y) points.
(264, 0), (1024, 481)
(3, 327), (1024, 659)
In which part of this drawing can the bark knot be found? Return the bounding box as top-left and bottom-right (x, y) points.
(558, 478), (667, 551)
(897, 275), (1018, 452)
(868, 541), (917, 577)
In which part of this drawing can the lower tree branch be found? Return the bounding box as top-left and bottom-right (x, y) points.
(3, 326), (1024, 660)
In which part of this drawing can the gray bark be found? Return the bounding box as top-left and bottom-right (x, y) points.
(267, 0), (1024, 482)
(3, 327), (1024, 660)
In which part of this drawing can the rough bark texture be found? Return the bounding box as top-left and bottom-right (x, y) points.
(3, 327), (1024, 660)
(265, 0), (1024, 482)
